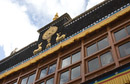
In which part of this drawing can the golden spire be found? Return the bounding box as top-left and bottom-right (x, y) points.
(53, 13), (59, 21)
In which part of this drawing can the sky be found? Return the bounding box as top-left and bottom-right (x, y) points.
(0, 0), (104, 60)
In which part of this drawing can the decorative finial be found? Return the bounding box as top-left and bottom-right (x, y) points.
(53, 13), (59, 21)
(10, 48), (18, 55)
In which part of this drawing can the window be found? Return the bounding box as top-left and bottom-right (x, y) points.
(60, 66), (80, 84)
(114, 28), (127, 41)
(40, 68), (47, 79)
(72, 52), (81, 63)
(71, 66), (80, 80)
(98, 38), (109, 50)
(118, 42), (130, 57)
(87, 44), (97, 56)
(100, 52), (113, 66)
(114, 26), (130, 41)
(21, 77), (28, 84)
(21, 73), (35, 84)
(87, 37), (109, 56)
(38, 77), (54, 84)
(39, 63), (56, 79)
(62, 57), (71, 68)
(46, 78), (54, 84)
(40, 82), (44, 84)
(126, 25), (130, 35)
(88, 58), (99, 72)
(28, 74), (35, 84)
(88, 51), (113, 72)
(62, 51), (81, 68)
(60, 71), (69, 84)
(48, 64), (56, 74)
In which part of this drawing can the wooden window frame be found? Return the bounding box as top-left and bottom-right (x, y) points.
(112, 26), (130, 43)
(110, 19), (130, 43)
(58, 64), (81, 84)
(36, 59), (57, 82)
(110, 20), (130, 60)
(35, 75), (54, 84)
(60, 47), (81, 69)
(85, 33), (110, 57)
(83, 30), (116, 77)
(115, 39), (130, 61)
(86, 49), (114, 72)
(18, 70), (36, 84)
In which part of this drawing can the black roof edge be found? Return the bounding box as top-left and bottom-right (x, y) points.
(64, 0), (108, 26)
(0, 41), (37, 64)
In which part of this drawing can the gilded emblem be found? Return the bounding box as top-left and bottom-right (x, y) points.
(56, 33), (66, 42)
(33, 42), (42, 55)
(42, 26), (58, 48)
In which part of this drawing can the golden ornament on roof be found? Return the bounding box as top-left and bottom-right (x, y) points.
(53, 13), (59, 21)
(42, 26), (58, 48)
(33, 42), (42, 55)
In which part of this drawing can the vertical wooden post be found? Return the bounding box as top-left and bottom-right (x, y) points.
(16, 70), (22, 84)
(54, 53), (60, 84)
(34, 63), (40, 82)
(107, 26), (119, 67)
(81, 39), (85, 82)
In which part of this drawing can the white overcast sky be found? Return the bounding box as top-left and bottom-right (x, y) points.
(0, 0), (104, 60)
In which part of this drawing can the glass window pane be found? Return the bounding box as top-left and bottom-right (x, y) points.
(126, 25), (130, 35)
(21, 77), (28, 84)
(101, 52), (113, 66)
(71, 66), (80, 80)
(62, 57), (71, 68)
(40, 68), (47, 79)
(40, 82), (44, 84)
(114, 28), (127, 41)
(87, 43), (97, 56)
(27, 74), (35, 84)
(60, 71), (69, 84)
(119, 42), (130, 57)
(48, 63), (56, 74)
(98, 38), (109, 50)
(72, 51), (81, 63)
(46, 78), (54, 84)
(88, 58), (99, 72)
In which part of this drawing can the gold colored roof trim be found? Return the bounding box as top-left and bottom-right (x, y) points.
(0, 6), (130, 79)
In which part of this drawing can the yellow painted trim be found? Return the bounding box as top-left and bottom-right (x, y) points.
(95, 70), (130, 84)
(0, 5), (130, 79)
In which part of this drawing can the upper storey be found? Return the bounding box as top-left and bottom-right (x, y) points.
(0, 0), (130, 80)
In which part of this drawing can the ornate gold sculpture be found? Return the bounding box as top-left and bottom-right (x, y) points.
(33, 42), (42, 55)
(56, 33), (66, 42)
(53, 13), (59, 21)
(42, 26), (58, 48)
